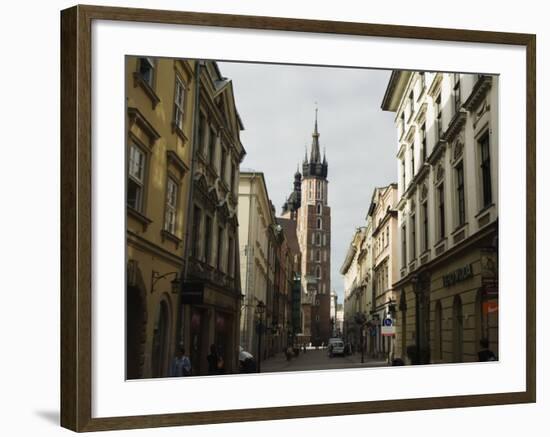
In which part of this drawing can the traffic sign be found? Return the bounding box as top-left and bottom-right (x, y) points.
(381, 318), (395, 336)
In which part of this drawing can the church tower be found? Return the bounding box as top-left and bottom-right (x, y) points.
(297, 109), (331, 346)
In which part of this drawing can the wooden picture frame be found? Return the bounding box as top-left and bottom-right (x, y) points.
(60, 4), (536, 432)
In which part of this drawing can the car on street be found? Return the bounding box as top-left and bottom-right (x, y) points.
(328, 339), (345, 357)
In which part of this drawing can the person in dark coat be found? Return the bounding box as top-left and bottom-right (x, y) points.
(478, 338), (497, 361)
(207, 344), (219, 375)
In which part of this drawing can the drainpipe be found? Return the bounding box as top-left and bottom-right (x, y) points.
(176, 60), (203, 349)
(243, 172), (256, 352)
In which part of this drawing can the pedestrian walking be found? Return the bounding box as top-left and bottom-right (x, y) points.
(170, 346), (192, 377)
(478, 338), (497, 361)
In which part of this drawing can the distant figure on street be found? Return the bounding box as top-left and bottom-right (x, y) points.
(170, 346), (192, 377)
(207, 344), (225, 375)
(478, 338), (497, 362)
(303, 343), (307, 353)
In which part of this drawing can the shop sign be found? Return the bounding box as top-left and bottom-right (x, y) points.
(483, 300), (499, 315)
(443, 264), (473, 287)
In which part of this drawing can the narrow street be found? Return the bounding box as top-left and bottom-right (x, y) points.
(259, 348), (389, 373)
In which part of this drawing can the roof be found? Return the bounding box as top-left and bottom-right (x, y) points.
(277, 217), (300, 255)
(381, 70), (413, 112)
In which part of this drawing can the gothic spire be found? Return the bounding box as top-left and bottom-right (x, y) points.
(309, 107), (321, 163)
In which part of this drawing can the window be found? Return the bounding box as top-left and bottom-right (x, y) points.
(208, 127), (216, 165)
(128, 144), (146, 211)
(216, 227), (224, 270)
(230, 162), (236, 195)
(479, 133), (492, 207)
(456, 162), (466, 226)
(401, 224), (407, 267)
(419, 72), (425, 92)
(173, 76), (185, 130)
(438, 183), (445, 239)
(204, 215), (212, 265)
(386, 227), (390, 247)
(317, 218), (322, 230)
(411, 145), (415, 178)
(137, 57), (155, 87)
(220, 147), (226, 181)
(401, 159), (406, 188)
(164, 177), (178, 234)
(316, 180), (321, 200)
(316, 250), (320, 262)
(453, 73), (461, 114)
(411, 213), (416, 259)
(227, 236), (234, 276)
(192, 207), (202, 258)
(408, 91), (414, 117)
(315, 232), (321, 246)
(435, 94), (442, 140)
(420, 123), (427, 163)
(422, 202), (429, 251)
(198, 113), (206, 155)
(316, 203), (322, 214)
(316, 265), (321, 279)
(400, 111), (405, 137)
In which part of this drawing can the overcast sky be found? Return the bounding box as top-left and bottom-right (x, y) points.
(218, 61), (396, 301)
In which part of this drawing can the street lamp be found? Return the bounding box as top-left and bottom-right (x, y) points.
(354, 312), (367, 363)
(151, 271), (180, 294)
(256, 300), (266, 373)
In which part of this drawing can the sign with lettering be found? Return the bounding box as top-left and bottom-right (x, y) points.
(442, 264), (473, 287)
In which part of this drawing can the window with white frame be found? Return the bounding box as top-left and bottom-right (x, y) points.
(437, 182), (445, 239)
(164, 177), (178, 234)
(173, 75), (186, 130)
(479, 132), (492, 208)
(456, 161), (466, 226)
(317, 217), (322, 230)
(137, 57), (155, 87)
(128, 143), (146, 212)
(453, 73), (461, 115)
(411, 212), (417, 259)
(316, 265), (321, 279)
(435, 94), (442, 141)
(401, 224), (407, 267)
(422, 200), (429, 252)
(316, 203), (322, 214)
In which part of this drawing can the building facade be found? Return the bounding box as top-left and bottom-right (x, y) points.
(382, 71), (499, 364)
(180, 61), (246, 375)
(367, 184), (399, 361)
(126, 57), (196, 379)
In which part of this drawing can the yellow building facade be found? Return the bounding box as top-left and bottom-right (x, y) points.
(126, 57), (196, 379)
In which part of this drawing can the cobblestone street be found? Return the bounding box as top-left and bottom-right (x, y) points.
(259, 348), (389, 373)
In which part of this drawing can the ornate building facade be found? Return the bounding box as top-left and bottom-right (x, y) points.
(382, 71), (499, 364)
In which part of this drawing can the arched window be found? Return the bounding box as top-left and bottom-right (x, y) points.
(434, 300), (443, 361)
(316, 250), (320, 262)
(316, 203), (322, 214)
(452, 295), (463, 363)
(316, 265), (321, 279)
(317, 218), (322, 230)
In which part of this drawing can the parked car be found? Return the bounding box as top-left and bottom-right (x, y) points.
(329, 340), (345, 357)
(238, 346), (257, 373)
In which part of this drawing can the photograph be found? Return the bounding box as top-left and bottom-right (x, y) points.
(125, 56), (499, 379)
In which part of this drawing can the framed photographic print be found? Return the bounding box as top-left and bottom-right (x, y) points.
(60, 4), (536, 432)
